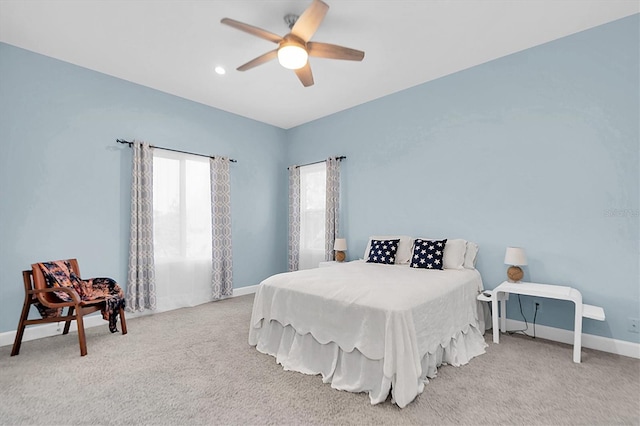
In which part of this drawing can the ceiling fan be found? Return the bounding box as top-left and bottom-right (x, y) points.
(220, 0), (365, 87)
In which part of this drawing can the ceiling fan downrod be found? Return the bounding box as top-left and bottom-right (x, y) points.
(284, 14), (299, 29)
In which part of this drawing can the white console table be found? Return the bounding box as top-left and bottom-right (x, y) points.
(491, 281), (605, 363)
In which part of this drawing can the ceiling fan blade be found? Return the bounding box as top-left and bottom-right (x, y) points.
(307, 42), (365, 61)
(294, 62), (314, 87)
(220, 18), (283, 44)
(237, 50), (278, 71)
(291, 0), (329, 42)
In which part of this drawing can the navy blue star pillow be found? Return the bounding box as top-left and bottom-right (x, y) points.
(410, 239), (448, 269)
(366, 239), (400, 264)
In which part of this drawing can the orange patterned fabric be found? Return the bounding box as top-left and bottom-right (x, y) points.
(38, 260), (76, 301)
(37, 260), (125, 332)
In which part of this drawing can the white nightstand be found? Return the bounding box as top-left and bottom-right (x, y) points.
(476, 290), (507, 333)
(477, 291), (493, 303)
(491, 281), (605, 363)
(319, 261), (340, 268)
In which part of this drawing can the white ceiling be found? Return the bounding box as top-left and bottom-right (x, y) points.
(1, 1), (637, 129)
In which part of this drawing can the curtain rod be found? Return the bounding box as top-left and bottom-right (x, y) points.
(289, 156), (346, 169)
(116, 139), (237, 163)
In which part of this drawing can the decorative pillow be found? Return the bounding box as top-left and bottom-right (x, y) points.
(464, 241), (479, 269)
(420, 238), (466, 269)
(366, 239), (400, 264)
(363, 235), (413, 264)
(410, 239), (447, 269)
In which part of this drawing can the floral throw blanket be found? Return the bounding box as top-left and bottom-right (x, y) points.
(36, 260), (125, 333)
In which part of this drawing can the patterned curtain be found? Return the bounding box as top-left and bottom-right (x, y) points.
(210, 157), (233, 299)
(126, 141), (156, 312)
(288, 166), (301, 271)
(325, 157), (341, 261)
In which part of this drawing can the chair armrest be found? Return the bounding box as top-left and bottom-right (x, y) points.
(79, 298), (107, 307)
(30, 286), (81, 305)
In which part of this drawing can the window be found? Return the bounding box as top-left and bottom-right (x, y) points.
(299, 162), (326, 269)
(153, 150), (212, 311)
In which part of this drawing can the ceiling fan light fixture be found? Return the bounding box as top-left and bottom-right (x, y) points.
(278, 44), (308, 70)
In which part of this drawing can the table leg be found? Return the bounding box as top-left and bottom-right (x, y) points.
(500, 297), (507, 332)
(573, 302), (582, 363)
(492, 292), (500, 343)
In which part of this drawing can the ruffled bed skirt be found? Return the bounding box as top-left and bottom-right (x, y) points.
(252, 319), (487, 407)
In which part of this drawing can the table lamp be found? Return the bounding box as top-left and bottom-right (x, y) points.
(334, 238), (347, 262)
(504, 247), (527, 282)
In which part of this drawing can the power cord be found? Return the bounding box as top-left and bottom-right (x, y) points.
(532, 301), (539, 338)
(506, 295), (539, 338)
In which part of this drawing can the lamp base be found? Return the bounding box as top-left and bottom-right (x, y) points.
(507, 265), (524, 282)
(335, 251), (345, 262)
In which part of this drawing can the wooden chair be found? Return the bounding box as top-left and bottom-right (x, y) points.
(11, 259), (127, 357)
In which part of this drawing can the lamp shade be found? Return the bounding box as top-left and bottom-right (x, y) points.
(334, 238), (347, 251)
(504, 247), (527, 266)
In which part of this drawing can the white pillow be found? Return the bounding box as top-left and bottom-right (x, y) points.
(464, 241), (479, 269)
(364, 235), (414, 264)
(419, 238), (466, 269)
(444, 239), (467, 269)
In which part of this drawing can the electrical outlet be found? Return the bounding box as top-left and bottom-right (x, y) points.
(629, 318), (640, 333)
(533, 299), (543, 313)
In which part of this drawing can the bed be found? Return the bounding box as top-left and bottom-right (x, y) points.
(248, 237), (488, 408)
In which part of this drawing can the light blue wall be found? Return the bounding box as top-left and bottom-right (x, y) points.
(1, 15), (637, 343)
(0, 43), (289, 333)
(286, 15), (639, 343)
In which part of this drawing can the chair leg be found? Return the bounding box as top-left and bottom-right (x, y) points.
(63, 306), (74, 335)
(76, 312), (88, 356)
(119, 307), (127, 335)
(11, 298), (32, 356)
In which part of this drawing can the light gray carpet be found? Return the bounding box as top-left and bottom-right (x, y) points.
(1, 294), (638, 425)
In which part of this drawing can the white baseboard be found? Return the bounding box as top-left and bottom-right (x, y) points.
(4, 287), (637, 361)
(0, 285), (260, 349)
(0, 314), (107, 348)
(233, 284), (259, 297)
(504, 319), (640, 360)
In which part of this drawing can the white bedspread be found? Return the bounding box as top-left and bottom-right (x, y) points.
(249, 260), (486, 407)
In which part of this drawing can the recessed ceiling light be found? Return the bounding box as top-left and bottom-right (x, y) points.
(214, 66), (226, 75)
